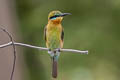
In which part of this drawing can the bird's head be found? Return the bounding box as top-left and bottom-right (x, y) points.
(48, 10), (71, 23)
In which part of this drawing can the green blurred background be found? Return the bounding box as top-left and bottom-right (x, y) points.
(15, 0), (120, 80)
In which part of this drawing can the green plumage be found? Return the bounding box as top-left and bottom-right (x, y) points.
(48, 27), (61, 50)
(44, 10), (70, 78)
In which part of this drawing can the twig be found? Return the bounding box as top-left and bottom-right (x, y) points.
(0, 26), (88, 80)
(0, 26), (16, 80)
(0, 41), (88, 54)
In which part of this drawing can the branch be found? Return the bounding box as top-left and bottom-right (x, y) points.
(0, 26), (88, 80)
(0, 42), (88, 54)
(0, 26), (16, 80)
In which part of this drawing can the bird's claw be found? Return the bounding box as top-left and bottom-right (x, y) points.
(56, 48), (61, 52)
(48, 49), (51, 54)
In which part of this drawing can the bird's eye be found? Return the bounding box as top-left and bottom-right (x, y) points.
(50, 15), (60, 19)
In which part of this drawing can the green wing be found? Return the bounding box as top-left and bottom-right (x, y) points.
(61, 28), (64, 42)
(44, 26), (47, 42)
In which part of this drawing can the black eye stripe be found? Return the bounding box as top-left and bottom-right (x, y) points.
(50, 15), (60, 19)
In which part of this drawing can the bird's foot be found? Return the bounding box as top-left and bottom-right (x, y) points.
(48, 49), (51, 54)
(48, 49), (54, 57)
(55, 48), (61, 57)
(48, 48), (61, 57)
(56, 48), (61, 52)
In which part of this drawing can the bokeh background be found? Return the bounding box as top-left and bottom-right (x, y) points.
(0, 0), (120, 80)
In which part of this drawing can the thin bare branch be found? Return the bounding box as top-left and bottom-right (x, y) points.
(61, 49), (88, 54)
(0, 41), (88, 54)
(0, 26), (16, 80)
(0, 42), (12, 48)
(0, 26), (88, 80)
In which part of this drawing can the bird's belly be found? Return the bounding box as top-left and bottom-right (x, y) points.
(47, 30), (61, 49)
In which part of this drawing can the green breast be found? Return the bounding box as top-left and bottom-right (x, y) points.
(47, 26), (61, 49)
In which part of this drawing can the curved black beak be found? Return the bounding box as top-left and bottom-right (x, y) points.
(60, 13), (71, 17)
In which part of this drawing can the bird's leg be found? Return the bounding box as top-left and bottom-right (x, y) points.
(56, 48), (61, 57)
(48, 49), (51, 54)
(57, 48), (61, 52)
(48, 49), (54, 57)
(48, 48), (61, 58)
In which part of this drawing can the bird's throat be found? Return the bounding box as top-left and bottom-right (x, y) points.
(49, 19), (62, 25)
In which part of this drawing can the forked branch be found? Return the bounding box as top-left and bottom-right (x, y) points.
(0, 26), (16, 80)
(0, 26), (88, 80)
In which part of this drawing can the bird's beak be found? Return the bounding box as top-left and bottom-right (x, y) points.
(60, 13), (71, 17)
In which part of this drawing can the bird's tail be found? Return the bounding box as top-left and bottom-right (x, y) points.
(52, 56), (58, 78)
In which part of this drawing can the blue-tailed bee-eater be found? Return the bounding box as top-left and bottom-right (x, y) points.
(44, 10), (71, 78)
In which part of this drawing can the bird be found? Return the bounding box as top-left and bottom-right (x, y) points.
(44, 10), (71, 78)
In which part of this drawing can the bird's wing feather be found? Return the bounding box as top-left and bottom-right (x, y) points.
(44, 26), (47, 42)
(61, 28), (64, 42)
